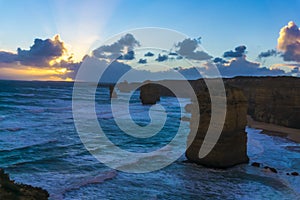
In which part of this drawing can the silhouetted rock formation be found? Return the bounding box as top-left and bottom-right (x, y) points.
(140, 83), (160, 105)
(251, 162), (261, 167)
(226, 76), (300, 129)
(0, 169), (49, 200)
(291, 172), (299, 176)
(109, 85), (117, 98)
(264, 166), (278, 173)
(185, 85), (249, 168)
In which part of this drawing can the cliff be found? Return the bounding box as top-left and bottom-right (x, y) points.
(138, 77), (299, 168)
(0, 169), (49, 200)
(225, 76), (300, 129)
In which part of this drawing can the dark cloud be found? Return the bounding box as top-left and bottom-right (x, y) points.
(0, 35), (66, 67)
(258, 49), (278, 59)
(118, 51), (135, 60)
(213, 57), (228, 64)
(223, 45), (246, 58)
(144, 52), (154, 57)
(17, 35), (66, 67)
(138, 58), (147, 64)
(277, 21), (300, 62)
(0, 51), (18, 63)
(93, 33), (140, 60)
(291, 67), (299, 73)
(175, 38), (212, 60)
(155, 54), (168, 62)
(216, 56), (285, 77)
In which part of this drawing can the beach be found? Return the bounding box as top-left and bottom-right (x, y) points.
(247, 116), (300, 143)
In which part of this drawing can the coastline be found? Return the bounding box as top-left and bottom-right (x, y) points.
(247, 115), (300, 143)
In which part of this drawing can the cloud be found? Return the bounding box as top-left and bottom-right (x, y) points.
(118, 50), (135, 60)
(0, 35), (67, 67)
(0, 35), (80, 81)
(138, 58), (147, 64)
(0, 51), (18, 63)
(92, 33), (140, 60)
(277, 21), (300, 62)
(144, 52), (154, 57)
(155, 54), (168, 62)
(213, 57), (228, 64)
(291, 67), (299, 73)
(175, 38), (212, 60)
(258, 49), (278, 59)
(216, 56), (285, 77)
(223, 45), (246, 58)
(16, 35), (67, 67)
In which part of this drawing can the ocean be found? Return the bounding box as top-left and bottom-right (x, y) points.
(0, 80), (299, 200)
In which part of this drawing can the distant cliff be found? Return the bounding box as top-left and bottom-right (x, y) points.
(225, 76), (300, 129)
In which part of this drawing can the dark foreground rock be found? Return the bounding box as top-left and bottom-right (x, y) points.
(185, 84), (249, 168)
(0, 169), (49, 200)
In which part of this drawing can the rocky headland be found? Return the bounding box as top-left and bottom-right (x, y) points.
(0, 169), (49, 200)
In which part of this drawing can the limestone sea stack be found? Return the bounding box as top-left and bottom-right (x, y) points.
(185, 85), (249, 168)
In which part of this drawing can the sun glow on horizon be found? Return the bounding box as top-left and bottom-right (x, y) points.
(1, 65), (73, 81)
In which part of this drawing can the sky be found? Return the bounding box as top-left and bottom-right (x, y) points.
(0, 0), (300, 81)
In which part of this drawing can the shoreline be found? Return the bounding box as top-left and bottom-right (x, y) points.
(247, 115), (300, 143)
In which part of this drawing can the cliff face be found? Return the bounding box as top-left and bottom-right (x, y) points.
(185, 85), (249, 168)
(0, 169), (49, 200)
(226, 77), (300, 129)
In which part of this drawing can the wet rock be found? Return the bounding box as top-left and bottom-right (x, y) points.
(291, 172), (299, 176)
(251, 162), (261, 167)
(0, 169), (49, 200)
(263, 166), (278, 173)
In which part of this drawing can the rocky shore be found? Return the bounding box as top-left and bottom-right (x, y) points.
(0, 169), (49, 200)
(138, 76), (300, 168)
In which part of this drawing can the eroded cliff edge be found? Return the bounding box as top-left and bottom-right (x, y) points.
(225, 76), (300, 129)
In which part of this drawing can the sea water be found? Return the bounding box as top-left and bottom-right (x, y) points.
(0, 80), (299, 200)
